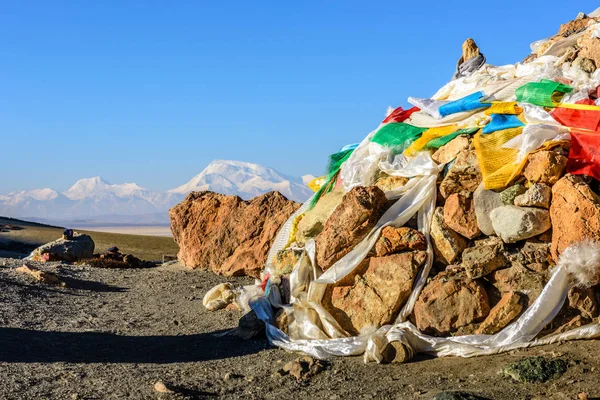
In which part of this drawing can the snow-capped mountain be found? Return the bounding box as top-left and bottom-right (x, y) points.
(0, 160), (313, 224)
(0, 177), (184, 223)
(169, 160), (313, 202)
(302, 174), (316, 186)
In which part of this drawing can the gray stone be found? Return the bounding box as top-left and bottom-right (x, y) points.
(490, 205), (551, 243)
(473, 183), (504, 236)
(30, 233), (95, 262)
(514, 183), (552, 209)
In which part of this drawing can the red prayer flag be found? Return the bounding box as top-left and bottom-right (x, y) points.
(552, 99), (600, 131)
(567, 129), (600, 180)
(382, 106), (419, 124)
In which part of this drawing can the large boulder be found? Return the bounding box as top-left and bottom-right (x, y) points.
(413, 271), (490, 336)
(550, 174), (600, 260)
(30, 233), (94, 262)
(169, 191), (300, 277)
(323, 251), (426, 335)
(315, 186), (388, 271)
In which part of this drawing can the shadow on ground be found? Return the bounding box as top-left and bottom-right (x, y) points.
(0, 275), (125, 295)
(0, 328), (267, 364)
(61, 276), (127, 293)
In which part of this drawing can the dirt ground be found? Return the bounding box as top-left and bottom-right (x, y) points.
(2, 218), (600, 399)
(0, 257), (599, 400)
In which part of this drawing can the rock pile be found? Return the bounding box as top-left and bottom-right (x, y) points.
(266, 133), (595, 337)
(88, 247), (152, 269)
(266, 12), (600, 340)
(188, 9), (600, 361)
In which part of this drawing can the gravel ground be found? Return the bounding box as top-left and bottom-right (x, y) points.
(1, 257), (600, 399)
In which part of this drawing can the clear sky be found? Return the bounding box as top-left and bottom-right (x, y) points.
(1, 1), (598, 193)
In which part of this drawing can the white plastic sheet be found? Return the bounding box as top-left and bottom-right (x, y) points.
(339, 128), (385, 191)
(502, 123), (570, 162)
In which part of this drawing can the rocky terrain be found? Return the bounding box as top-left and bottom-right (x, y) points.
(1, 256), (600, 399)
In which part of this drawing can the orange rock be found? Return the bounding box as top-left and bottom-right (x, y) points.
(550, 175), (600, 261)
(461, 236), (507, 279)
(439, 149), (482, 199)
(432, 135), (471, 165)
(475, 291), (523, 335)
(459, 38), (480, 63)
(577, 28), (600, 68)
(413, 271), (489, 336)
(15, 265), (66, 287)
(443, 193), (481, 239)
(373, 226), (426, 257)
(488, 263), (547, 307)
(169, 191), (299, 277)
(315, 186), (388, 271)
(323, 251), (425, 335)
(558, 17), (594, 37)
(431, 207), (467, 265)
(523, 151), (567, 186)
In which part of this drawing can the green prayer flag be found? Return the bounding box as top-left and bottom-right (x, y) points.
(423, 127), (479, 149)
(515, 79), (572, 108)
(370, 123), (427, 151)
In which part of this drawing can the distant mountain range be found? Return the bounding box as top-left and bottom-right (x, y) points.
(0, 160), (314, 225)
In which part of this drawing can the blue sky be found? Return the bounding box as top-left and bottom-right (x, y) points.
(1, 1), (598, 193)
